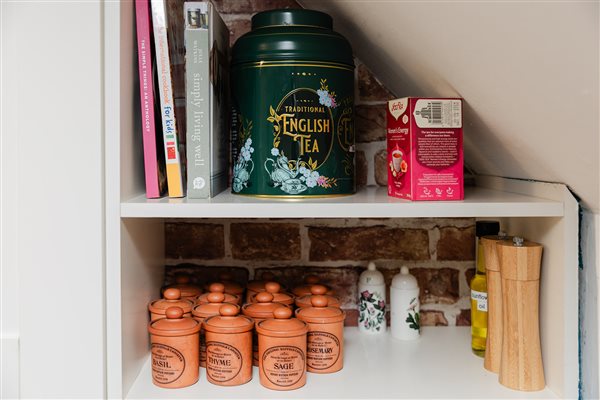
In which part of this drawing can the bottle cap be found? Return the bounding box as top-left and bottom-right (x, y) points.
(359, 262), (385, 286)
(391, 266), (418, 290)
(476, 221), (500, 238)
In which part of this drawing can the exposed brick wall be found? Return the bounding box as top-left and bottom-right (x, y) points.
(165, 218), (475, 326)
(163, 1), (474, 328)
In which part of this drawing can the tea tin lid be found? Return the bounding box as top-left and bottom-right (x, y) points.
(256, 282), (294, 305)
(296, 295), (345, 324)
(257, 307), (307, 338)
(204, 304), (254, 334)
(359, 262), (385, 286)
(192, 292), (231, 319)
(148, 307), (200, 336)
(196, 283), (240, 305)
(148, 288), (193, 315)
(391, 266), (418, 290)
(233, 10), (354, 67)
(242, 292), (284, 319)
(252, 9), (332, 30)
(295, 285), (340, 308)
(165, 274), (203, 299)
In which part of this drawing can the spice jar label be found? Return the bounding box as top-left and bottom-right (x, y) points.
(262, 346), (305, 387)
(306, 331), (340, 370)
(151, 343), (185, 384)
(206, 341), (242, 383)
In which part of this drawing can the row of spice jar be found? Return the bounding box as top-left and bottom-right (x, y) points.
(147, 274), (345, 390)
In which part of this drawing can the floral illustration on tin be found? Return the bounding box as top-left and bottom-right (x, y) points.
(232, 116), (254, 193)
(358, 290), (386, 332)
(317, 79), (337, 108)
(266, 104), (337, 195)
(405, 297), (420, 331)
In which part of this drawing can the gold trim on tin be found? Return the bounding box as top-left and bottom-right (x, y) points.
(252, 24), (328, 30)
(238, 61), (354, 71)
(232, 192), (355, 199)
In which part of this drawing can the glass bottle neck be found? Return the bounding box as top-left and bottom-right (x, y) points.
(475, 240), (486, 274)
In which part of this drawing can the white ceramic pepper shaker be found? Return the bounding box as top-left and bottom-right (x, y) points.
(391, 266), (420, 340)
(358, 262), (387, 334)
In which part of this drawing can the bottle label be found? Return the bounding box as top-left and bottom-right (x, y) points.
(471, 290), (488, 312)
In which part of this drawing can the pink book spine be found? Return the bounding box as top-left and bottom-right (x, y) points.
(135, 0), (160, 198)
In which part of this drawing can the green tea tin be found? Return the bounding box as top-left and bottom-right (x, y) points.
(231, 9), (355, 197)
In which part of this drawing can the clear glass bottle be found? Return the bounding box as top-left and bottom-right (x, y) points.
(470, 221), (500, 356)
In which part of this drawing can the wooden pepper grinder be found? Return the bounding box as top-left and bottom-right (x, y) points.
(481, 233), (512, 373)
(497, 237), (545, 391)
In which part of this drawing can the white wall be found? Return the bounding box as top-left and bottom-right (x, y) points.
(1, 2), (105, 398)
(300, 0), (599, 214)
(580, 211), (600, 399)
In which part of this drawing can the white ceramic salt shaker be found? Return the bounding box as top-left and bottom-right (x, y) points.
(391, 266), (420, 340)
(358, 262), (387, 334)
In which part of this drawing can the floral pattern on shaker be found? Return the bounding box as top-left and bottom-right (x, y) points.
(405, 297), (420, 331)
(359, 290), (386, 332)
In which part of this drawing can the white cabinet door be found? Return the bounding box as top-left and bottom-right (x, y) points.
(1, 2), (105, 398)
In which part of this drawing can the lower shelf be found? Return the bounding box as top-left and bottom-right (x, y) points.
(126, 327), (557, 399)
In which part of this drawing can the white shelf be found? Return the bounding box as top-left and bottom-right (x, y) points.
(120, 186), (563, 218)
(126, 327), (557, 399)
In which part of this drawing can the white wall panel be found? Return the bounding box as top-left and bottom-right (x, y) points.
(2, 1), (105, 397)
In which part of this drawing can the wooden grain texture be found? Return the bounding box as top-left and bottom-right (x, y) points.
(498, 242), (545, 391)
(482, 236), (511, 373)
(484, 270), (503, 373)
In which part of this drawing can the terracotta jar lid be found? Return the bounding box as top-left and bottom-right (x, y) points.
(295, 285), (341, 309)
(206, 278), (244, 297)
(292, 275), (333, 297)
(165, 274), (203, 299)
(148, 306), (200, 336)
(196, 283), (240, 305)
(251, 282), (294, 305)
(257, 307), (307, 338)
(296, 295), (346, 324)
(192, 292), (232, 319)
(242, 292), (285, 319)
(149, 288), (193, 315)
(204, 304), (254, 334)
(247, 272), (284, 292)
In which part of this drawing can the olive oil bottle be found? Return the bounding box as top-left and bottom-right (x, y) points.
(470, 221), (500, 357)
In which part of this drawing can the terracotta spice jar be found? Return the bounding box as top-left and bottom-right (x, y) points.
(205, 276), (244, 305)
(196, 283), (241, 306)
(250, 282), (295, 307)
(164, 274), (203, 300)
(192, 291), (235, 367)
(256, 307), (308, 391)
(241, 291), (286, 366)
(246, 271), (284, 303)
(203, 304), (254, 386)
(296, 295), (346, 373)
(148, 288), (193, 322)
(292, 275), (335, 298)
(295, 284), (341, 309)
(148, 306), (200, 388)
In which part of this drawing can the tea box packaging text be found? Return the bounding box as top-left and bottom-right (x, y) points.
(387, 98), (464, 201)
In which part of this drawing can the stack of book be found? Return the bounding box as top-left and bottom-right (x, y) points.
(135, 0), (229, 199)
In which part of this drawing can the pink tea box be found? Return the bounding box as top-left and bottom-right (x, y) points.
(387, 97), (464, 201)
